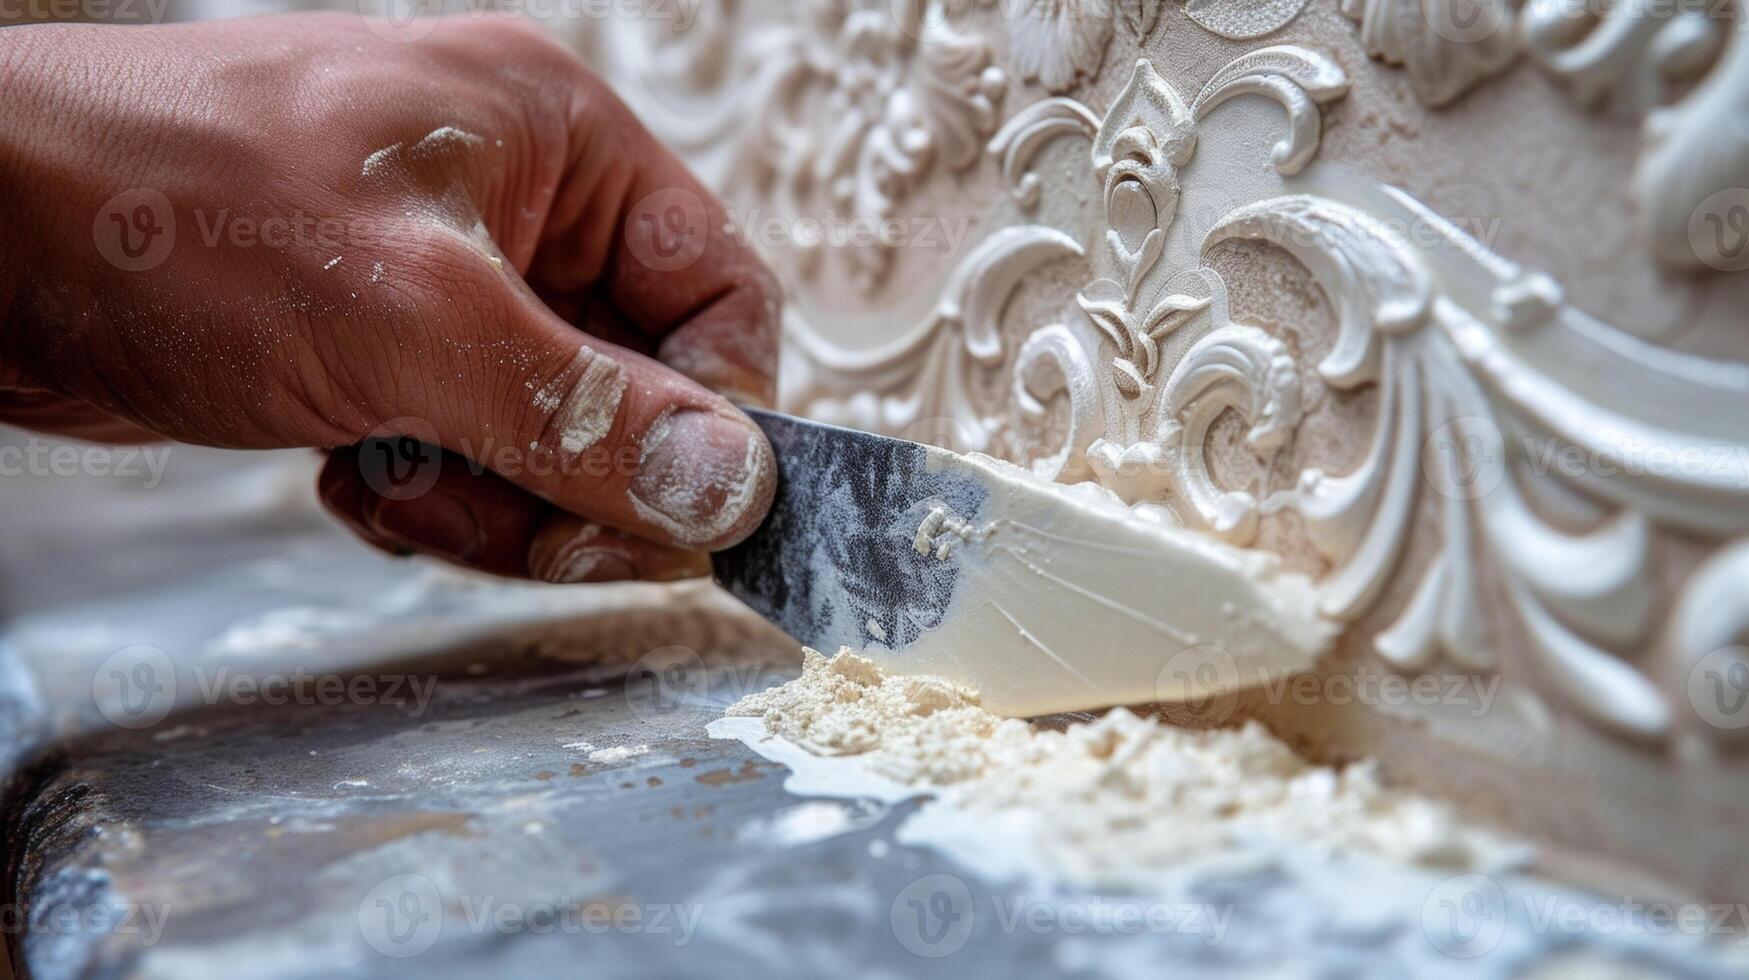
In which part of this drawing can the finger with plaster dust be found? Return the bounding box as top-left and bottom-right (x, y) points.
(332, 199), (777, 556)
(527, 511), (710, 584)
(534, 347), (627, 459)
(627, 404), (776, 550)
(520, 80), (781, 404)
(318, 446), (710, 583)
(507, 336), (777, 552)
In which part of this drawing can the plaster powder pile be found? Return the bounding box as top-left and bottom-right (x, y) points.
(723, 647), (1522, 891)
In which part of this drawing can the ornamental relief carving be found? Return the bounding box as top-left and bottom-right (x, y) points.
(585, 1), (1749, 748)
(1341, 0), (1749, 274)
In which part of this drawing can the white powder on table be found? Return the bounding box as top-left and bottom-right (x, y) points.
(586, 744), (648, 764)
(723, 648), (1522, 891)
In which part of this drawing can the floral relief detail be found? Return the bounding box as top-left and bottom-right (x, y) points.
(610, 0), (1330, 309)
(1005, 0), (1317, 95)
(1343, 0), (1748, 273)
(785, 224), (1085, 453)
(612, 0), (1013, 296)
(1185, 0), (1313, 40)
(1077, 58), (1197, 407)
(1007, 0), (1161, 93)
(979, 51), (1347, 548)
(1076, 280), (1207, 402)
(800, 5), (1011, 292)
(1340, 0), (1519, 106)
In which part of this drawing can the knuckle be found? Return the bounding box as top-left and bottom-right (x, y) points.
(389, 227), (505, 311)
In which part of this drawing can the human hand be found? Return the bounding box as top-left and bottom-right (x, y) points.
(0, 12), (780, 583)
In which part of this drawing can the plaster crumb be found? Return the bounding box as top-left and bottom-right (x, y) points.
(726, 648), (1524, 890)
(913, 506), (974, 560)
(587, 744), (648, 764)
(914, 508), (945, 554)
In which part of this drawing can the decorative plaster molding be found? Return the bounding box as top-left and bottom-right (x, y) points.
(594, 2), (1749, 747)
(1008, 0), (1161, 92)
(1339, 0), (1517, 106)
(1185, 0), (1313, 40)
(796, 42), (1749, 746)
(785, 224), (1085, 450)
(616, 1), (1011, 294)
(1343, 0), (1749, 273)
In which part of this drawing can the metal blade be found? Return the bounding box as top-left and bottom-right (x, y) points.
(712, 409), (1334, 718)
(710, 409), (984, 660)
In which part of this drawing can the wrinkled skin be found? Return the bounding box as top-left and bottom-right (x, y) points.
(0, 13), (781, 583)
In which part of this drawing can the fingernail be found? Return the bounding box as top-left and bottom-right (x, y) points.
(629, 409), (775, 549)
(372, 490), (481, 561)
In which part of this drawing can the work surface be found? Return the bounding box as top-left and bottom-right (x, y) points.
(1, 438), (1741, 979)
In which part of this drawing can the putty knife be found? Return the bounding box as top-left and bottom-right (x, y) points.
(711, 409), (1333, 718)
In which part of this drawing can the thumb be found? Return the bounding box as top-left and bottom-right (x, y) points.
(381, 280), (776, 554)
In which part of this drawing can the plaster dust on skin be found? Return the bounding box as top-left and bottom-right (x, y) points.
(714, 649), (1525, 893)
(537, 348), (626, 458)
(359, 141), (402, 179)
(408, 125), (485, 160)
(528, 521), (612, 585)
